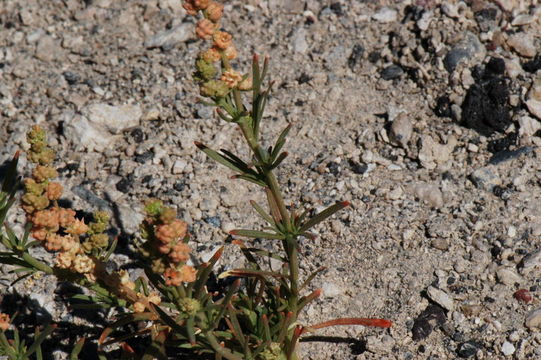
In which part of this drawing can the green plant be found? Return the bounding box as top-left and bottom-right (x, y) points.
(0, 1), (391, 359)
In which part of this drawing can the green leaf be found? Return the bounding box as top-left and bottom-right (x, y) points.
(270, 152), (288, 170)
(300, 266), (327, 291)
(249, 200), (274, 225)
(219, 269), (286, 280)
(210, 279), (240, 330)
(192, 247), (223, 300)
(242, 247), (287, 263)
(70, 338), (85, 360)
(25, 324), (56, 357)
(271, 124), (291, 163)
(229, 229), (284, 240)
(102, 236), (118, 262)
(299, 201), (350, 233)
(231, 174), (266, 187)
(195, 142), (245, 174)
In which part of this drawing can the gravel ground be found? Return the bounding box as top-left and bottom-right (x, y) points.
(2, 0), (541, 359)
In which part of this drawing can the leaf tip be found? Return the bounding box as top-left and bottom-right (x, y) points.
(340, 201), (351, 207)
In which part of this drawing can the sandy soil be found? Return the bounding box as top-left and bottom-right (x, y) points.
(2, 0), (541, 359)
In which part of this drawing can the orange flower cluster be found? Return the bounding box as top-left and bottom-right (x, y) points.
(141, 200), (197, 287)
(23, 126), (110, 281)
(185, 0), (251, 96)
(0, 313), (10, 331)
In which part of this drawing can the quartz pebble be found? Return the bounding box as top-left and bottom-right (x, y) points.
(501, 341), (515, 356)
(372, 7), (398, 23)
(427, 286), (454, 311)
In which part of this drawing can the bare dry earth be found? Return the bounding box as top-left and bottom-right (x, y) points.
(2, 0), (541, 359)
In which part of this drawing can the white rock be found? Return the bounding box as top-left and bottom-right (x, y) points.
(82, 103), (142, 134)
(413, 183), (444, 208)
(292, 27), (308, 54)
(117, 203), (144, 235)
(519, 116), (541, 137)
(526, 99), (541, 120)
(520, 249), (541, 275)
(511, 14), (534, 26)
(365, 335), (395, 354)
(417, 10), (433, 31)
(496, 267), (522, 285)
(507, 226), (517, 238)
(507, 33), (537, 58)
(373, 7), (398, 23)
(321, 282), (343, 297)
(35, 35), (62, 62)
(525, 308), (541, 329)
(427, 286), (454, 311)
(390, 113), (413, 148)
(145, 23), (193, 49)
(501, 341), (516, 356)
(418, 135), (455, 170)
(172, 159), (188, 174)
(63, 114), (117, 151)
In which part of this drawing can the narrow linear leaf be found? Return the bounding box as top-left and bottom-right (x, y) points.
(220, 149), (252, 173)
(219, 269), (286, 280)
(70, 338), (85, 360)
(303, 318), (393, 334)
(231, 174), (266, 187)
(300, 266), (327, 291)
(249, 200), (274, 225)
(194, 142), (244, 173)
(242, 247), (287, 263)
(25, 324), (56, 356)
(299, 201), (350, 233)
(270, 152), (288, 170)
(210, 279), (241, 330)
(102, 236), (118, 262)
(271, 124), (291, 161)
(229, 229), (284, 240)
(192, 246), (223, 299)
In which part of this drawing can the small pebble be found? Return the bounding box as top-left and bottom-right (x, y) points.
(427, 286), (454, 311)
(525, 308), (541, 329)
(501, 341), (515, 356)
(372, 7), (398, 23)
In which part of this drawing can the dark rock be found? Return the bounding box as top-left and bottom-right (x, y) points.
(412, 304), (447, 341)
(116, 178), (131, 193)
(443, 33), (484, 72)
(523, 54), (541, 73)
(474, 7), (500, 32)
(487, 133), (517, 153)
(368, 51), (380, 63)
(71, 185), (110, 209)
(205, 216), (221, 228)
(131, 128), (144, 142)
(348, 159), (368, 174)
(62, 71), (80, 85)
(329, 2), (343, 16)
(486, 57), (505, 75)
(461, 74), (511, 135)
(381, 65), (404, 80)
(488, 146), (534, 165)
(135, 150), (153, 164)
(457, 341), (482, 358)
(434, 96), (452, 118)
(492, 185), (513, 200)
(326, 161), (340, 175)
(348, 44), (365, 70)
(297, 73), (312, 84)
